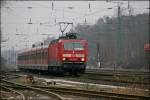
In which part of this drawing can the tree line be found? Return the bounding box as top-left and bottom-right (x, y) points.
(75, 13), (149, 69)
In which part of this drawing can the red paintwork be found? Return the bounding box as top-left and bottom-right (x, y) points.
(47, 39), (88, 65)
(144, 43), (150, 61)
(144, 44), (150, 51)
(17, 38), (88, 69)
(61, 39), (87, 63)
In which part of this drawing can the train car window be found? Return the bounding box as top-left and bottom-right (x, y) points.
(40, 52), (41, 59)
(35, 53), (36, 59)
(28, 55), (29, 61)
(33, 54), (34, 60)
(27, 55), (29, 60)
(25, 55), (27, 61)
(42, 52), (43, 59)
(29, 54), (31, 60)
(44, 51), (47, 58)
(38, 53), (41, 59)
(31, 54), (32, 59)
(27, 54), (28, 60)
(40, 52), (42, 59)
(41, 51), (43, 59)
(43, 51), (45, 59)
(34, 53), (36, 59)
(38, 52), (40, 59)
(64, 42), (73, 50)
(64, 42), (84, 50)
(46, 51), (47, 58)
(33, 54), (34, 59)
(23, 55), (25, 60)
(30, 54), (33, 60)
(27, 54), (29, 60)
(24, 55), (26, 61)
(36, 53), (39, 59)
(74, 43), (84, 50)
(26, 55), (27, 60)
(18, 56), (19, 60)
(30, 53), (31, 60)
(45, 52), (46, 58)
(25, 55), (27, 60)
(18, 56), (20, 60)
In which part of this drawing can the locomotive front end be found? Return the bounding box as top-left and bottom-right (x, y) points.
(60, 40), (87, 74)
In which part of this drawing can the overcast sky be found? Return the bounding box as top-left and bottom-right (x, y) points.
(1, 1), (149, 51)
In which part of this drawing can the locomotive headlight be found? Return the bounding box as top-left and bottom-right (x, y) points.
(81, 58), (85, 61)
(62, 58), (66, 61)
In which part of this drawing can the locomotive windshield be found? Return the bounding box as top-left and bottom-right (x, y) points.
(64, 42), (84, 50)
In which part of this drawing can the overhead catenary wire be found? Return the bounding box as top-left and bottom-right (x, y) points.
(2, 2), (148, 37)
(2, 6), (116, 31)
(4, 1), (146, 27)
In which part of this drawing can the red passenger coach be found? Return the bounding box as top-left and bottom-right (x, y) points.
(17, 33), (88, 75)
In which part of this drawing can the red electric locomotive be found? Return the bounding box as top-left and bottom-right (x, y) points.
(17, 33), (88, 75)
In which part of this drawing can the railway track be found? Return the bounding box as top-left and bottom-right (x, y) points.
(33, 85), (150, 100)
(0, 85), (25, 100)
(85, 69), (150, 87)
(86, 69), (149, 77)
(0, 79), (64, 100)
(1, 70), (149, 100)
(7, 69), (149, 89)
(0, 71), (21, 79)
(1, 79), (149, 100)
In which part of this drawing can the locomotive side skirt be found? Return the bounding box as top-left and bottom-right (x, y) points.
(18, 64), (48, 70)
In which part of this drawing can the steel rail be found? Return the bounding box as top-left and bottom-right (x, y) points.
(86, 69), (149, 76)
(0, 71), (21, 79)
(0, 85), (25, 100)
(7, 70), (148, 88)
(86, 74), (149, 85)
(85, 71), (149, 85)
(33, 85), (150, 100)
(1, 79), (64, 100)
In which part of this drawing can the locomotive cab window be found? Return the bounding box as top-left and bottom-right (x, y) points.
(64, 42), (84, 50)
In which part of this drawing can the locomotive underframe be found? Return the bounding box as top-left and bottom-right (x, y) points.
(47, 62), (86, 75)
(18, 64), (48, 70)
(18, 62), (86, 75)
(62, 62), (86, 73)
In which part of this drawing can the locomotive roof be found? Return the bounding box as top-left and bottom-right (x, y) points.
(50, 32), (86, 44)
(18, 33), (87, 55)
(18, 47), (48, 55)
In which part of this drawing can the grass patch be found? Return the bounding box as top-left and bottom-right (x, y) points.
(78, 74), (88, 80)
(12, 77), (26, 84)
